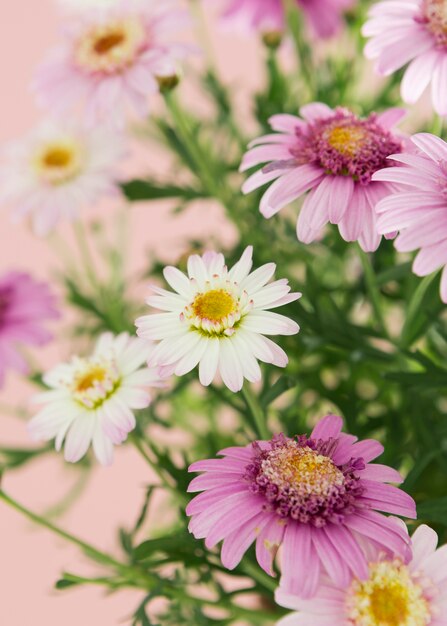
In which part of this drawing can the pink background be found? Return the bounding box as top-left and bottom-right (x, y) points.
(0, 1), (267, 624)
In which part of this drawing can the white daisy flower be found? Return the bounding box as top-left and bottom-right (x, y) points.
(135, 247), (301, 392)
(0, 120), (124, 236)
(28, 333), (165, 466)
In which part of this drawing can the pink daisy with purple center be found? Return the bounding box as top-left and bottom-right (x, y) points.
(219, 0), (354, 40)
(240, 103), (406, 252)
(374, 132), (447, 303)
(276, 523), (447, 626)
(363, 0), (447, 115)
(186, 415), (416, 598)
(0, 272), (59, 388)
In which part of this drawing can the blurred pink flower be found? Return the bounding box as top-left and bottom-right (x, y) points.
(363, 0), (447, 115)
(374, 132), (447, 303)
(219, 0), (353, 39)
(28, 333), (166, 466)
(187, 415), (416, 598)
(275, 524), (446, 626)
(0, 272), (59, 388)
(135, 246), (300, 393)
(33, 0), (193, 126)
(0, 121), (124, 236)
(241, 104), (406, 252)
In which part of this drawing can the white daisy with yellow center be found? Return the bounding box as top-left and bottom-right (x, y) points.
(135, 247), (301, 392)
(275, 524), (445, 626)
(0, 121), (124, 236)
(28, 333), (165, 466)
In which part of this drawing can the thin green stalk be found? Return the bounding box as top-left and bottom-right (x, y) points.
(282, 0), (315, 95)
(72, 220), (100, 291)
(357, 245), (389, 338)
(0, 490), (123, 570)
(129, 434), (178, 495)
(241, 385), (270, 440)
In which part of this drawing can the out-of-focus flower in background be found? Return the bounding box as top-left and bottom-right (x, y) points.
(135, 246), (301, 392)
(0, 272), (59, 388)
(374, 132), (447, 303)
(0, 121), (124, 236)
(241, 104), (406, 252)
(363, 0), (447, 116)
(28, 332), (166, 465)
(275, 523), (446, 626)
(187, 414), (416, 598)
(33, 0), (194, 126)
(218, 0), (354, 39)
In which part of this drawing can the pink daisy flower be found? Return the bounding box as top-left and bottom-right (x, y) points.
(186, 414), (416, 598)
(240, 103), (406, 252)
(28, 332), (166, 466)
(33, 0), (192, 126)
(276, 523), (447, 626)
(135, 246), (300, 393)
(0, 272), (59, 388)
(0, 121), (124, 236)
(374, 132), (447, 303)
(219, 0), (353, 39)
(363, 0), (447, 116)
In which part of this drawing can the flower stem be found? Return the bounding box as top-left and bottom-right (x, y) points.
(72, 220), (100, 291)
(357, 245), (389, 338)
(241, 385), (270, 440)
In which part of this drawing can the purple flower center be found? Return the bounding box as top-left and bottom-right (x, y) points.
(245, 434), (365, 526)
(290, 110), (402, 185)
(0, 288), (12, 328)
(419, 0), (447, 48)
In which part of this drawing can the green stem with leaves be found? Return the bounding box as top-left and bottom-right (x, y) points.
(241, 385), (270, 439)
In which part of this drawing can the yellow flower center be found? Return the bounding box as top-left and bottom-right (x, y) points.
(424, 0), (447, 45)
(192, 289), (237, 323)
(75, 365), (107, 393)
(347, 560), (431, 626)
(326, 124), (369, 157)
(263, 443), (345, 497)
(75, 18), (146, 74)
(34, 141), (82, 185)
(69, 357), (120, 409)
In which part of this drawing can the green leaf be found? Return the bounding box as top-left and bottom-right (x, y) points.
(400, 272), (442, 348)
(121, 180), (206, 203)
(418, 496), (447, 525)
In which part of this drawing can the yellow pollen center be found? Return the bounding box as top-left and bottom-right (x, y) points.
(348, 560), (431, 626)
(75, 366), (107, 393)
(263, 444), (345, 496)
(34, 141), (82, 185)
(75, 18), (146, 74)
(93, 31), (125, 55)
(326, 124), (369, 156)
(425, 0), (447, 41)
(192, 289), (237, 322)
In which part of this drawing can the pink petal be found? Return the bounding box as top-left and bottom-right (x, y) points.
(311, 414), (343, 441)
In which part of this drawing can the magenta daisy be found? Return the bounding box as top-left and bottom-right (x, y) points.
(135, 247), (300, 393)
(28, 333), (165, 466)
(363, 0), (447, 116)
(33, 0), (192, 126)
(186, 415), (416, 598)
(0, 272), (59, 388)
(240, 103), (406, 252)
(0, 121), (124, 236)
(374, 132), (447, 303)
(276, 523), (447, 626)
(219, 0), (353, 39)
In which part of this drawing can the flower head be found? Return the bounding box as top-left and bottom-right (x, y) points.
(241, 103), (405, 252)
(373, 132), (447, 303)
(363, 0), (447, 115)
(28, 333), (165, 465)
(186, 415), (416, 598)
(33, 0), (192, 126)
(0, 272), (59, 388)
(219, 0), (353, 40)
(276, 523), (445, 626)
(135, 246), (300, 392)
(0, 121), (124, 236)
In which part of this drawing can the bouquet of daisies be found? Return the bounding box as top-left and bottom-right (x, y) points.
(1, 0), (447, 624)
